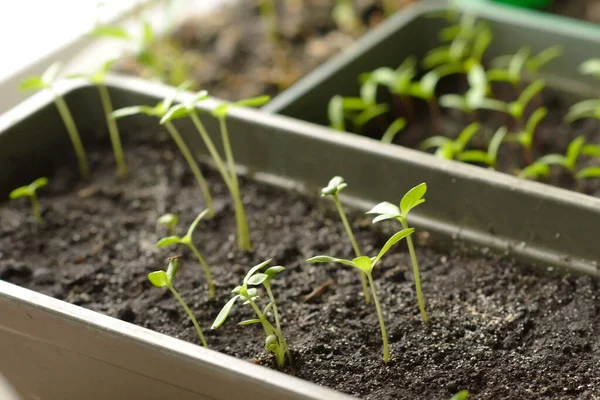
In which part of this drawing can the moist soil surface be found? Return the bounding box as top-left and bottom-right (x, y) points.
(1, 132), (599, 400)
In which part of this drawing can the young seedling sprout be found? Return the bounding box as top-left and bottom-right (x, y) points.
(328, 96), (390, 136)
(420, 122), (481, 160)
(68, 59), (127, 178)
(366, 183), (429, 324)
(321, 176), (370, 304)
(490, 45), (562, 80)
(505, 107), (547, 164)
(158, 213), (179, 236)
(456, 126), (507, 169)
(487, 46), (530, 89)
(112, 82), (214, 216)
(332, 0), (361, 34)
(565, 99), (600, 125)
(484, 80), (546, 127)
(156, 210), (215, 299)
(20, 62), (89, 178)
(9, 177), (49, 224)
(212, 259), (291, 368)
(532, 136), (600, 180)
(308, 228), (415, 363)
(580, 59), (600, 79)
(148, 256), (208, 348)
(161, 93), (270, 251)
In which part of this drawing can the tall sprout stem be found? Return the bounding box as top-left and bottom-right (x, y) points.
(168, 285), (208, 347)
(97, 83), (127, 178)
(248, 297), (285, 368)
(164, 122), (214, 216)
(367, 274), (389, 363)
(265, 284), (292, 364)
(30, 194), (41, 224)
(400, 218), (429, 324)
(53, 94), (89, 178)
(187, 242), (215, 300)
(191, 113), (251, 251)
(333, 195), (371, 304)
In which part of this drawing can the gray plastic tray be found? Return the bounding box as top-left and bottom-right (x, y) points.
(0, 73), (598, 399)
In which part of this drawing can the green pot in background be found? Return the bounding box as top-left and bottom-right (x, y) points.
(489, 0), (552, 9)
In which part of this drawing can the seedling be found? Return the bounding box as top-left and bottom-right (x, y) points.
(505, 107), (547, 163)
(456, 126), (507, 169)
(450, 390), (470, 400)
(156, 210), (215, 299)
(328, 96), (390, 134)
(487, 46), (530, 88)
(579, 59), (600, 80)
(321, 176), (370, 304)
(112, 82), (214, 216)
(491, 45), (562, 77)
(308, 228), (415, 363)
(481, 80), (546, 126)
(518, 161), (550, 181)
(212, 259), (291, 368)
(381, 118), (407, 144)
(420, 122), (481, 160)
(532, 136), (600, 178)
(564, 99), (600, 124)
(148, 256), (208, 348)
(332, 0), (361, 34)
(366, 182), (429, 324)
(20, 62), (89, 178)
(68, 59), (127, 178)
(158, 213), (178, 236)
(9, 177), (49, 224)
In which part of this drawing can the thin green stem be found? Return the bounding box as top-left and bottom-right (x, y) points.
(186, 242), (215, 300)
(265, 284), (292, 364)
(248, 297), (284, 368)
(164, 122), (214, 216)
(400, 218), (429, 324)
(30, 194), (41, 224)
(168, 285), (208, 348)
(97, 83), (127, 178)
(333, 195), (371, 304)
(367, 274), (389, 363)
(53, 94), (89, 178)
(192, 113), (251, 250)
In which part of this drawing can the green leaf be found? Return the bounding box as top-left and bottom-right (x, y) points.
(582, 144), (600, 157)
(148, 271), (169, 288)
(360, 78), (379, 106)
(518, 162), (550, 179)
(157, 213), (178, 228)
(470, 27), (492, 63)
(265, 266), (285, 276)
(166, 257), (180, 282)
(234, 95), (270, 108)
(247, 273), (269, 286)
(238, 319), (262, 326)
(487, 126), (507, 164)
(19, 76), (47, 91)
(420, 136), (451, 151)
(321, 176), (347, 197)
(455, 123), (480, 151)
(456, 150), (492, 165)
(423, 46), (451, 69)
(400, 183), (427, 217)
(486, 68), (512, 83)
(373, 228), (415, 266)
(156, 236), (182, 248)
(243, 259), (272, 284)
(328, 95), (346, 131)
(160, 104), (189, 124)
(213, 103), (230, 119)
(536, 154), (567, 167)
(306, 256), (355, 268)
(89, 25), (130, 40)
(491, 54), (513, 69)
(440, 94), (467, 111)
(31, 177), (49, 190)
(211, 295), (240, 329)
(342, 97), (367, 110)
(9, 186), (32, 199)
(526, 46), (562, 73)
(564, 99), (600, 123)
(366, 202), (401, 217)
(163, 81), (193, 110)
(42, 62), (62, 86)
(186, 90), (209, 109)
(353, 103), (389, 128)
(352, 256), (373, 275)
(579, 59), (600, 78)
(525, 107), (547, 137)
(466, 63), (487, 92)
(381, 118), (406, 144)
(111, 106), (153, 119)
(478, 98), (508, 113)
(577, 167), (600, 179)
(508, 46), (530, 81)
(449, 390), (470, 400)
(515, 80), (545, 111)
(565, 136), (586, 170)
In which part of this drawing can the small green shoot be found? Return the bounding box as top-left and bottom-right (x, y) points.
(456, 126), (507, 169)
(308, 228), (415, 363)
(450, 390), (470, 400)
(89, 24), (130, 40)
(158, 213), (178, 236)
(565, 99), (600, 123)
(518, 161), (550, 181)
(156, 210), (215, 299)
(328, 96), (389, 134)
(532, 136), (600, 178)
(112, 83), (214, 216)
(505, 107), (547, 163)
(332, 0), (361, 33)
(9, 177), (49, 224)
(68, 59), (126, 178)
(420, 122), (481, 160)
(488, 46), (530, 87)
(148, 256), (208, 348)
(579, 59), (600, 80)
(381, 118), (407, 144)
(20, 62), (89, 178)
(366, 183), (429, 324)
(321, 176), (370, 304)
(212, 259), (291, 368)
(491, 46), (562, 76)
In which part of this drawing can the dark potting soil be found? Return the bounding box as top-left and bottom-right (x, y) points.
(552, 0), (600, 23)
(117, 0), (418, 101)
(1, 131), (599, 400)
